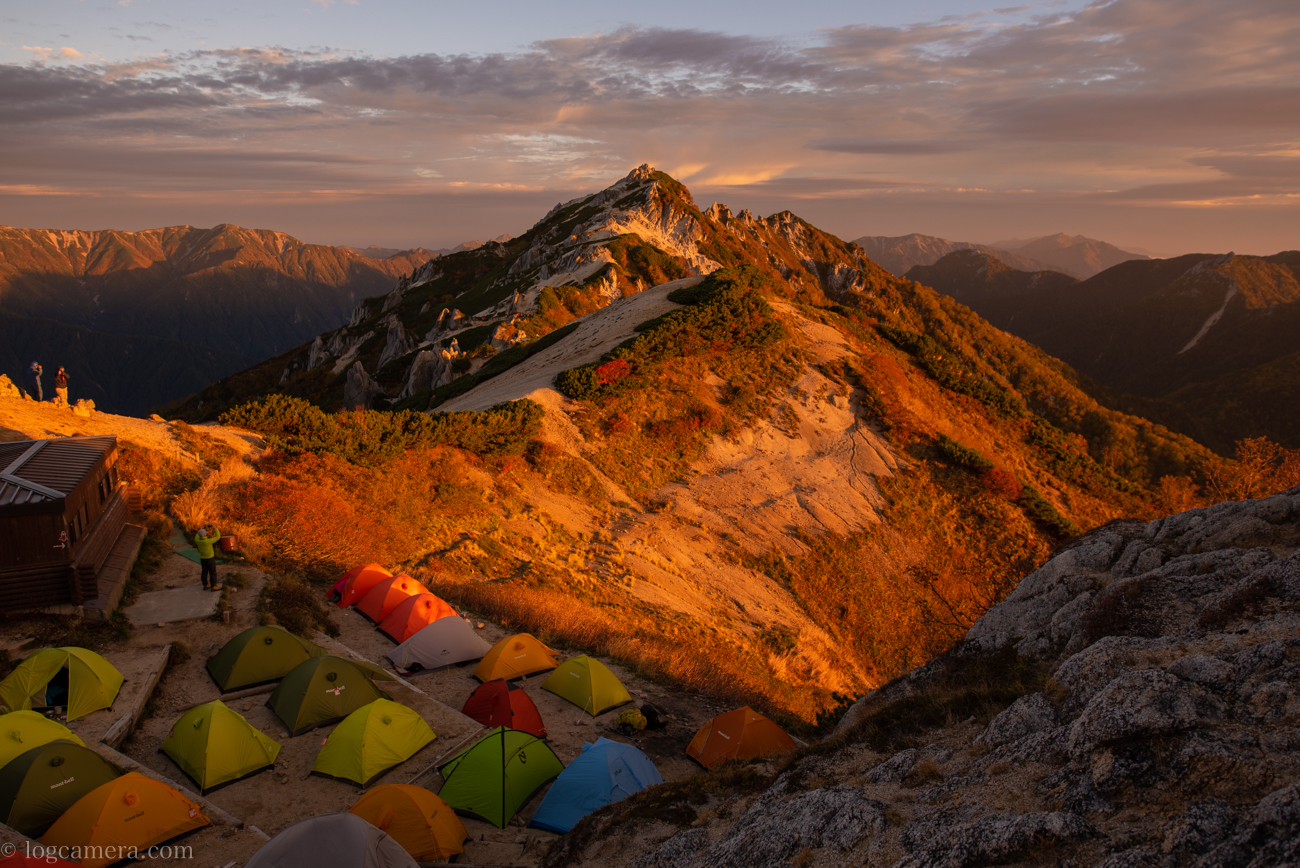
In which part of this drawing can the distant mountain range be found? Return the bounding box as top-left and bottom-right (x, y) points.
(0, 224), (432, 413)
(343, 234), (513, 260)
(906, 249), (1300, 451)
(854, 232), (1148, 280)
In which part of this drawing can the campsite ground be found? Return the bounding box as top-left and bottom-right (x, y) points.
(0, 397), (731, 867)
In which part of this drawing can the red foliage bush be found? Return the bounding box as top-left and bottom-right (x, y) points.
(980, 467), (1023, 501)
(596, 358), (631, 386)
(604, 413), (633, 436)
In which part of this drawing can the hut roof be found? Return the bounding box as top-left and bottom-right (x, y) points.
(0, 436), (116, 509)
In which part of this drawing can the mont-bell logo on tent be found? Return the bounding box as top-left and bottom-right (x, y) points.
(326, 685), (346, 696)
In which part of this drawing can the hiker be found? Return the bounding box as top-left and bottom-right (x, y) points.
(194, 524), (223, 591)
(26, 361), (42, 402)
(54, 367), (69, 406)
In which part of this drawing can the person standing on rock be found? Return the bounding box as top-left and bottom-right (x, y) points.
(26, 361), (42, 402)
(54, 367), (69, 406)
(194, 524), (223, 592)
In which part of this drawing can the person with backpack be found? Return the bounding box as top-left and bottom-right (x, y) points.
(26, 362), (42, 401)
(54, 367), (69, 406)
(194, 524), (223, 591)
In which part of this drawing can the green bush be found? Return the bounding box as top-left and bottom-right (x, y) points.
(878, 325), (1024, 418)
(935, 434), (995, 473)
(1019, 484), (1082, 538)
(555, 365), (601, 401)
(220, 394), (544, 463)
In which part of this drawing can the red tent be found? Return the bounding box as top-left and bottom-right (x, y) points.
(334, 564), (393, 608)
(356, 574), (427, 623)
(378, 593), (457, 644)
(461, 679), (546, 738)
(1, 854), (82, 868)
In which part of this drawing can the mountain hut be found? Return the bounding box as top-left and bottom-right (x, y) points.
(0, 436), (143, 618)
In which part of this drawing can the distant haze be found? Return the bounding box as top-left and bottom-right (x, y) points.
(1, 0), (1297, 254)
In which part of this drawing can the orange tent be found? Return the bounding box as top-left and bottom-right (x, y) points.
(349, 784), (467, 861)
(357, 575), (428, 623)
(686, 706), (796, 770)
(473, 634), (559, 682)
(336, 564), (394, 609)
(40, 772), (210, 868)
(378, 594), (456, 644)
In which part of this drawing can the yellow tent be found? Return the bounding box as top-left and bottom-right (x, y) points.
(0, 647), (124, 721)
(0, 710), (86, 768)
(473, 634), (559, 682)
(349, 784), (467, 861)
(40, 772), (210, 868)
(161, 701), (282, 793)
(541, 656), (632, 717)
(312, 699), (435, 786)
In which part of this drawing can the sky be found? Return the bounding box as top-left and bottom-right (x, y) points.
(1, 0), (1298, 256)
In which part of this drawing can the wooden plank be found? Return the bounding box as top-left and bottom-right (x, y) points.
(175, 683), (278, 714)
(101, 644), (170, 748)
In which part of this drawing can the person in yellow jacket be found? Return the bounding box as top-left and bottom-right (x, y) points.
(194, 524), (223, 591)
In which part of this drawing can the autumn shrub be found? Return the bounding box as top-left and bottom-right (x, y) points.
(980, 467), (1023, 501)
(117, 443), (201, 510)
(1019, 485), (1082, 539)
(259, 575), (339, 638)
(170, 421), (238, 469)
(1201, 436), (1300, 502)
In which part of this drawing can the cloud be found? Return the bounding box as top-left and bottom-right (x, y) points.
(1, 0), (1298, 253)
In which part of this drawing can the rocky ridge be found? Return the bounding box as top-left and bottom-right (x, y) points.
(556, 488), (1300, 868)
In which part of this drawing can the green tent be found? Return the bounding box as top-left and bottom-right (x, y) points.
(311, 699), (435, 786)
(0, 647), (124, 721)
(267, 656), (391, 736)
(541, 656), (633, 717)
(0, 739), (120, 837)
(161, 700), (282, 793)
(0, 710), (86, 768)
(437, 727), (563, 829)
(206, 626), (327, 691)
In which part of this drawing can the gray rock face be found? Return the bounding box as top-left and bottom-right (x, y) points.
(1067, 669), (1206, 759)
(343, 360), (382, 410)
(896, 811), (1098, 868)
(570, 489), (1300, 868)
(631, 786), (886, 868)
(978, 693), (1057, 748)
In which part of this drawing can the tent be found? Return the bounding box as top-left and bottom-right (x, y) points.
(473, 634), (559, 682)
(541, 656), (632, 717)
(267, 656), (392, 736)
(0, 710), (86, 768)
(0, 647), (124, 721)
(161, 700), (282, 793)
(437, 727), (564, 829)
(40, 773), (210, 868)
(686, 706), (797, 770)
(0, 740), (120, 837)
(460, 679), (546, 738)
(377, 593), (456, 644)
(357, 575), (428, 623)
(349, 785), (468, 862)
(245, 813), (416, 868)
(312, 700), (435, 786)
(330, 562), (386, 600)
(335, 564), (395, 608)
(530, 737), (663, 833)
(205, 625), (326, 692)
(387, 617), (491, 673)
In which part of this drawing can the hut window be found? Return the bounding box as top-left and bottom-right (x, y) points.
(68, 516), (79, 545)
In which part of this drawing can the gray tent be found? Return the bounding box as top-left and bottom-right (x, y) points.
(386, 617), (491, 673)
(245, 813), (416, 868)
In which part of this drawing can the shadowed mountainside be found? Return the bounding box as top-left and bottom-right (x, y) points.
(0, 222), (432, 412)
(906, 249), (1300, 452)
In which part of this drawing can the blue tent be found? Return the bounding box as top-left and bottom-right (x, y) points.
(529, 737), (662, 833)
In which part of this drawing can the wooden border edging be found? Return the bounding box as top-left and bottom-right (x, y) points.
(406, 725), (486, 785)
(102, 643), (171, 748)
(95, 744), (246, 829)
(176, 683), (277, 714)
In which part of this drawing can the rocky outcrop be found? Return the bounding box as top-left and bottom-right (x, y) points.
(343, 361), (381, 410)
(562, 488), (1300, 868)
